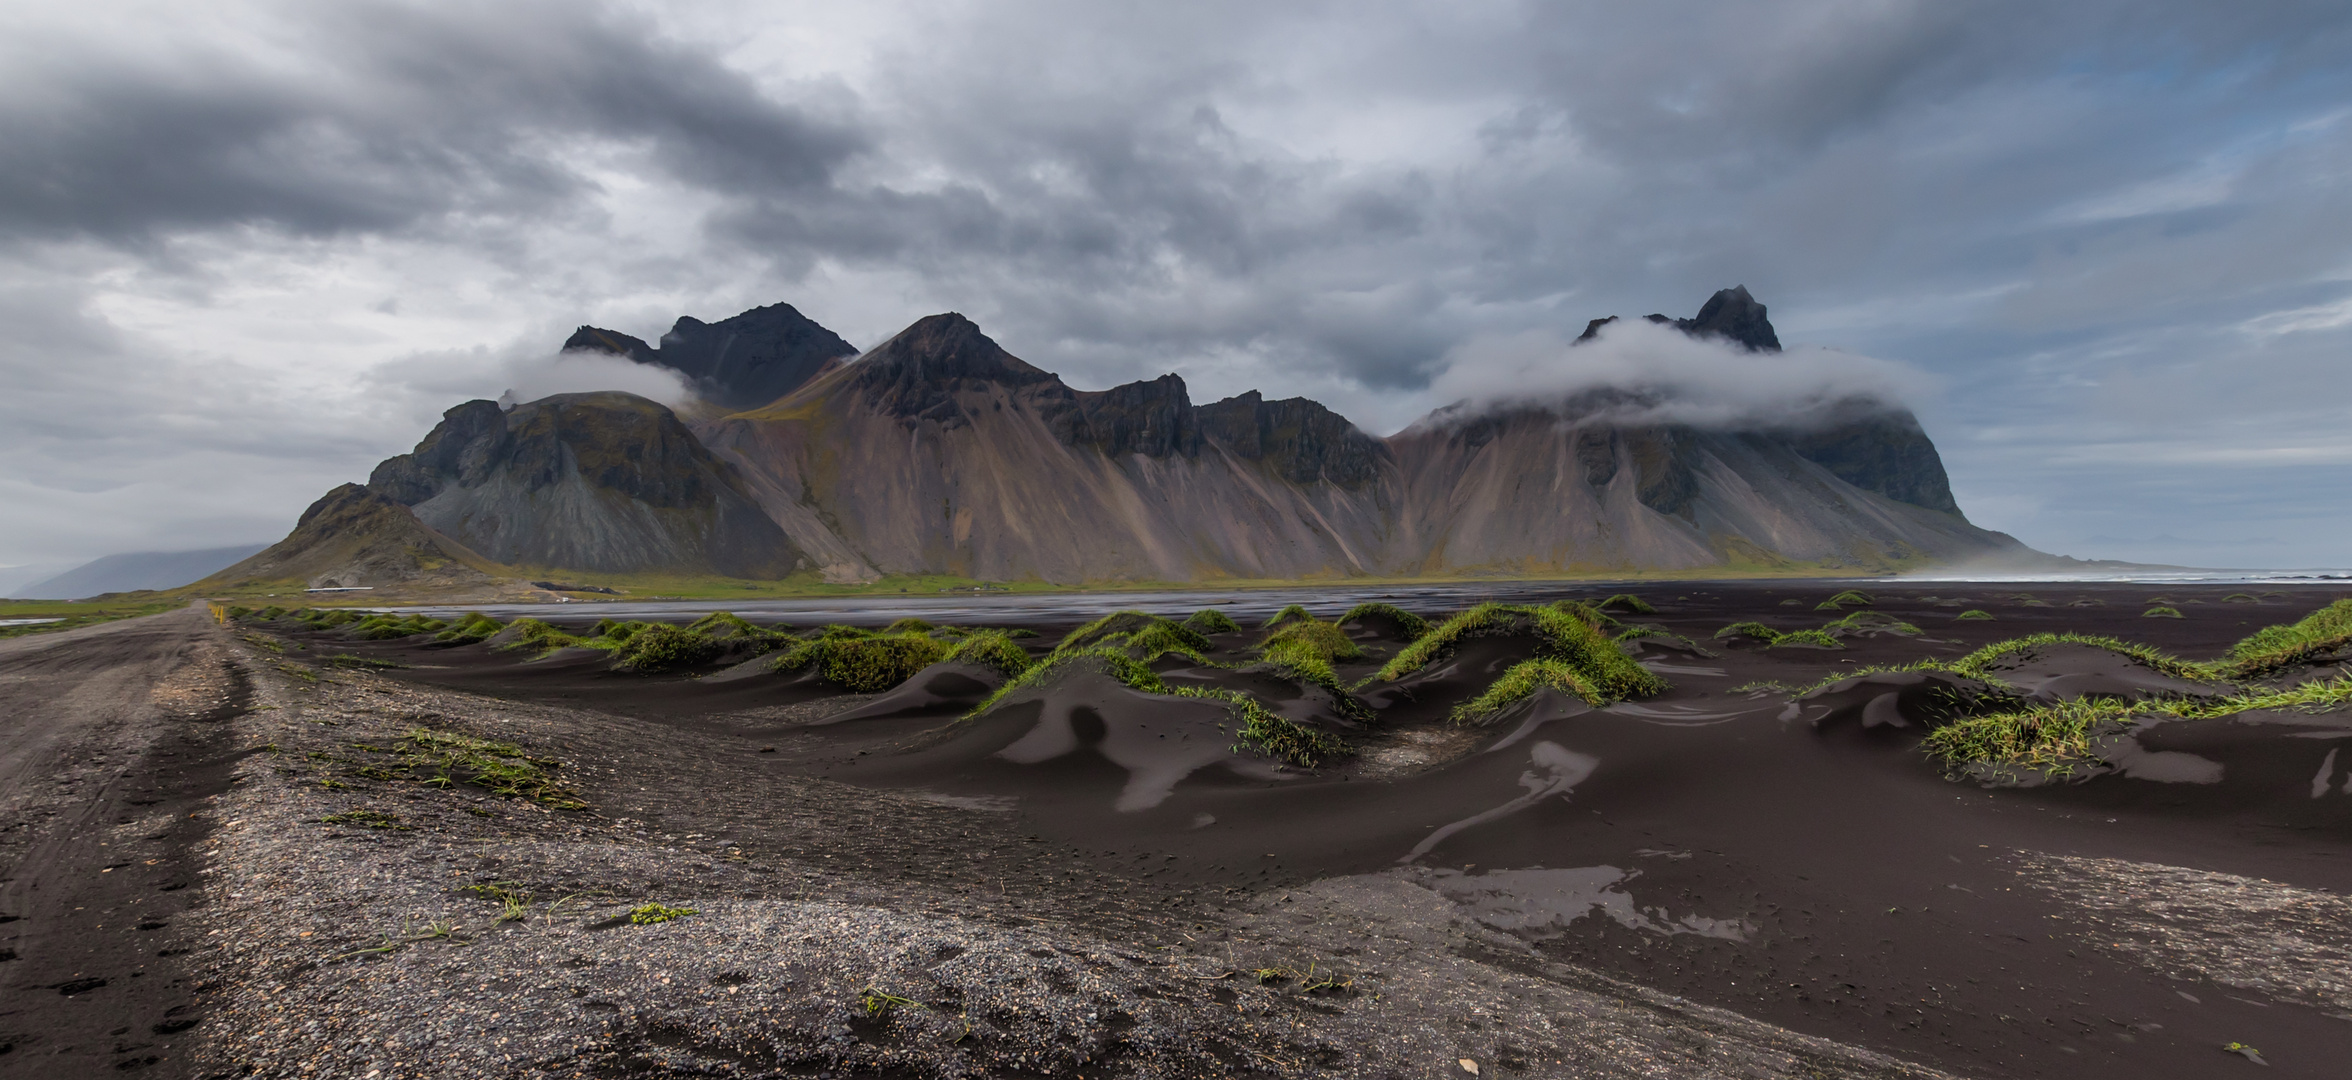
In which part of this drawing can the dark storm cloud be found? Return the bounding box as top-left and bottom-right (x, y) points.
(5, 0), (2352, 567)
(0, 0), (863, 244)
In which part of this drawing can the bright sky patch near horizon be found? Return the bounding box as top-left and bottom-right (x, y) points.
(2, 0), (2348, 570)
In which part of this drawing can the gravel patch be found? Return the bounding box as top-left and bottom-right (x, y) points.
(179, 636), (1958, 1078)
(2019, 852), (2352, 1018)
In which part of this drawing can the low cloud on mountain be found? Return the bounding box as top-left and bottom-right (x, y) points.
(1419, 320), (1932, 434)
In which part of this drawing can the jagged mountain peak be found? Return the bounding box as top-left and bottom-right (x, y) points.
(1197, 391), (1388, 488)
(854, 313), (1054, 384)
(1685, 285), (1779, 351)
(562, 300), (857, 410)
(1575, 286), (1781, 352)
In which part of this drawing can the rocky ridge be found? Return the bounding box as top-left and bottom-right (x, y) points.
(246, 290), (2025, 587)
(564, 301), (858, 410)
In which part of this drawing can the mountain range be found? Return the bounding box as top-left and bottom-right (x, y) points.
(209, 289), (2029, 591)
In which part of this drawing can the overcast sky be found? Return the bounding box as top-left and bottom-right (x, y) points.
(4, 0), (2350, 571)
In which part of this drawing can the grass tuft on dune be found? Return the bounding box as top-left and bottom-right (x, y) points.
(1336, 602), (1431, 641)
(1805, 601), (2352, 775)
(1714, 621), (1844, 650)
(942, 629), (1034, 678)
(772, 632), (951, 692)
(1181, 608), (1242, 635)
(1377, 603), (1666, 724)
(2214, 599), (2352, 677)
(1452, 659), (1609, 724)
(612, 623), (724, 673)
(1922, 675), (2352, 778)
(964, 647), (1346, 768)
(1058, 611), (1211, 654)
(1262, 604), (1316, 630)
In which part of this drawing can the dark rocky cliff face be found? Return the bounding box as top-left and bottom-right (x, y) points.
(1197, 391), (1388, 488)
(1075, 374), (1203, 458)
(365, 392), (800, 577)
(844, 316), (1386, 480)
(1782, 411), (1963, 516)
(1572, 288), (1957, 516)
(847, 313), (1065, 431)
(564, 301), (858, 410)
(1576, 286), (1780, 353)
(1680, 286), (1781, 351)
(367, 400), (511, 504)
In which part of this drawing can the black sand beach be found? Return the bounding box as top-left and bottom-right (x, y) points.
(3, 581), (2347, 1077)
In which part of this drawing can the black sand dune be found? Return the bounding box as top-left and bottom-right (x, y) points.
(247, 581), (2352, 1079)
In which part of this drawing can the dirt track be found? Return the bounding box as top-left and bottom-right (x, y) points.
(0, 605), (246, 1074)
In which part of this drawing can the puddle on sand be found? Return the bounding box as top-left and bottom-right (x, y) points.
(1429, 865), (1752, 941)
(1404, 740), (1596, 862)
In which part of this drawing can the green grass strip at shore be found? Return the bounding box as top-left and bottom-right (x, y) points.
(0, 598), (181, 639)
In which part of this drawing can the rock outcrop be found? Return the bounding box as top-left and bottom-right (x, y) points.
(366, 392), (804, 578)
(563, 302), (858, 410)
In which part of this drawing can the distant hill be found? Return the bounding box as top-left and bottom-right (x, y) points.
(199, 485), (503, 591)
(238, 288), (2033, 588)
(17, 544), (269, 599)
(0, 561), (78, 598)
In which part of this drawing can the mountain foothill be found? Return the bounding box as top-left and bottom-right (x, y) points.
(207, 288), (2028, 592)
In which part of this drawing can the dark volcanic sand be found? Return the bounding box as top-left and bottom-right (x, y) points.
(10, 582), (2350, 1077)
(323, 580), (2352, 1079)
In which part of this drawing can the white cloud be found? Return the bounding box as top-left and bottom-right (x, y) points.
(2239, 295), (2352, 337)
(1414, 318), (1932, 431)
